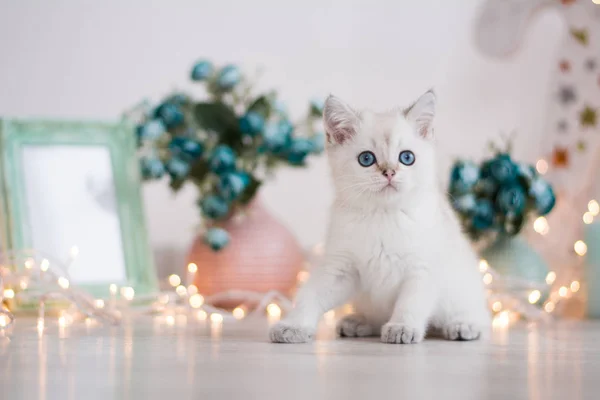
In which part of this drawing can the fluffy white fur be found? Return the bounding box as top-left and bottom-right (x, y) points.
(269, 90), (490, 344)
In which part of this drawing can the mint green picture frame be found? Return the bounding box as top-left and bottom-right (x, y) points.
(0, 119), (158, 298)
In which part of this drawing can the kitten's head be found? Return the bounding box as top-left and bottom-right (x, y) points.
(324, 90), (438, 208)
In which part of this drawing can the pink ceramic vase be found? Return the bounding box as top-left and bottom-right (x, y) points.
(187, 198), (304, 308)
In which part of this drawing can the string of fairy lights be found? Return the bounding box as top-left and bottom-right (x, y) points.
(0, 249), (302, 334)
(482, 157), (594, 328)
(0, 155), (594, 333)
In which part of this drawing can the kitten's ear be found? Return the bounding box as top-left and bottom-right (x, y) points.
(404, 89), (436, 139)
(323, 95), (360, 145)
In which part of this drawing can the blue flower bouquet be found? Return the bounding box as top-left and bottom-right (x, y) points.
(449, 152), (556, 240)
(128, 59), (324, 251)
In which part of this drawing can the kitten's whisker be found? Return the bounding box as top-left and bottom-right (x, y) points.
(337, 186), (370, 209)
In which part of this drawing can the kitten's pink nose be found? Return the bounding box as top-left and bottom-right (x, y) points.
(382, 169), (396, 181)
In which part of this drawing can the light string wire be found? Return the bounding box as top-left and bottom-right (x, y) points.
(0, 248), (303, 334)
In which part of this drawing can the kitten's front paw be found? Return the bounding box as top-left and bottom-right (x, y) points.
(336, 314), (375, 337)
(381, 322), (424, 344)
(442, 323), (481, 341)
(269, 321), (314, 343)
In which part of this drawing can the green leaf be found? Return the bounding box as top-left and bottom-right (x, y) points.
(188, 159), (210, 182)
(248, 96), (271, 119)
(238, 175), (262, 205)
(169, 178), (186, 192)
(193, 102), (242, 148)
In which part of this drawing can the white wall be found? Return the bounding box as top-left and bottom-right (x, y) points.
(0, 0), (564, 276)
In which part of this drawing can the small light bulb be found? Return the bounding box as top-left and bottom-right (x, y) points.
(528, 290), (541, 304)
(544, 302), (555, 313)
(233, 307), (245, 320)
(479, 259), (489, 272)
(189, 294), (205, 308)
(588, 200), (600, 216)
(58, 314), (72, 327)
(109, 284), (118, 295)
(57, 277), (70, 289)
(197, 310), (208, 320)
(492, 311), (510, 328)
(37, 318), (45, 334)
(168, 274), (181, 287)
(492, 301), (502, 312)
(296, 270), (310, 284)
(40, 259), (50, 272)
(558, 286), (568, 297)
(19, 280), (28, 290)
(546, 271), (556, 285)
(187, 263), (198, 273)
(158, 294), (170, 305)
(266, 303), (282, 318)
(24, 258), (35, 269)
(570, 281), (581, 293)
(175, 285), (187, 297)
(574, 240), (588, 256)
(187, 285), (198, 295)
(583, 212), (594, 224)
(536, 159), (548, 175)
(94, 299), (105, 309)
(3, 288), (15, 299)
(533, 217), (549, 235)
(210, 313), (224, 323)
(166, 315), (175, 326)
(0, 314), (9, 328)
(483, 273), (493, 285)
(70, 246), (79, 259)
(121, 287), (135, 301)
(324, 310), (335, 321)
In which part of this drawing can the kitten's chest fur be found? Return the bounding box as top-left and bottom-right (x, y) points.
(334, 208), (435, 275)
(331, 206), (440, 322)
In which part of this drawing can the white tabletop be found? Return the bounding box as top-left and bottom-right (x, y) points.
(1, 317), (599, 400)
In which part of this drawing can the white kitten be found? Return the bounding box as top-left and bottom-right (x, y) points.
(269, 90), (490, 344)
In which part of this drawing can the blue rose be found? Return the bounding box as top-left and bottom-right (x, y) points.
(516, 163), (536, 182)
(311, 132), (325, 154)
(137, 119), (166, 142)
(450, 161), (480, 194)
(273, 99), (288, 116)
(166, 93), (189, 105)
(529, 178), (556, 215)
(262, 121), (292, 153)
(453, 194), (477, 213)
(200, 195), (230, 219)
(140, 157), (165, 179)
(169, 137), (203, 159)
(191, 60), (214, 81)
(239, 111), (265, 136)
(287, 138), (313, 165)
(496, 184), (527, 215)
(154, 103), (185, 129)
(166, 157), (190, 179)
(472, 199), (495, 230)
(204, 227), (230, 251)
(209, 145), (236, 173)
(482, 154), (517, 184)
(218, 172), (250, 201)
(216, 65), (241, 91)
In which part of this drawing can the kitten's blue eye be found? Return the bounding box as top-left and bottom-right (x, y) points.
(399, 150), (415, 166)
(358, 151), (376, 167)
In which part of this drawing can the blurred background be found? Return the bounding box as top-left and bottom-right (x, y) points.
(0, 0), (567, 277)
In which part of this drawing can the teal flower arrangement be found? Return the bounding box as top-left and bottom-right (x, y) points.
(449, 150), (556, 240)
(129, 59), (324, 251)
